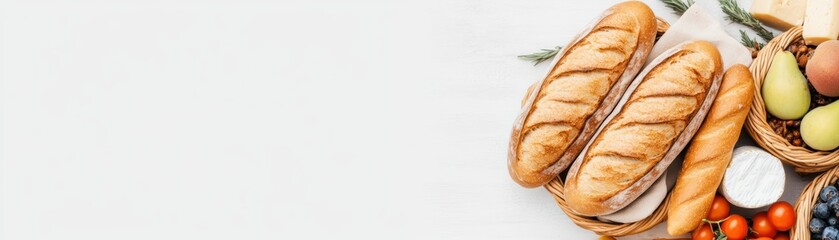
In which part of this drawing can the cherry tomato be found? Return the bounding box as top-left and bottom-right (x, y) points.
(756, 237), (774, 240)
(692, 224), (715, 240)
(774, 232), (790, 240)
(753, 211), (778, 237)
(722, 214), (749, 240)
(768, 201), (796, 231)
(708, 195), (731, 221)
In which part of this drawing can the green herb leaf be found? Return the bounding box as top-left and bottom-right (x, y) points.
(660, 0), (695, 15)
(517, 46), (562, 65)
(738, 29), (764, 49)
(718, 0), (774, 41)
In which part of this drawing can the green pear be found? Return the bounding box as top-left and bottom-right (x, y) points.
(763, 51), (811, 120)
(801, 100), (839, 151)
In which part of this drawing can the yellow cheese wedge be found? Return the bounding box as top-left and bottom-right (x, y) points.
(804, 0), (839, 45)
(750, 0), (807, 30)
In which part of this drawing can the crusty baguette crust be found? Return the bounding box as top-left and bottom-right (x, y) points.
(666, 65), (755, 235)
(508, 1), (657, 188)
(564, 41), (723, 216)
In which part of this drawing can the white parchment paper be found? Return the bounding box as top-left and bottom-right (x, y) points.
(647, 5), (753, 69)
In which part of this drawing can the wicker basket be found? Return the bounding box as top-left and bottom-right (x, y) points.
(792, 165), (839, 240)
(545, 179), (670, 236)
(746, 26), (839, 173)
(537, 18), (672, 237)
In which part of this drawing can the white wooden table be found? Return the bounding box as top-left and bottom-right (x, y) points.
(0, 0), (811, 239)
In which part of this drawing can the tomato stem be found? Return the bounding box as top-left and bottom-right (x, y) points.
(701, 218), (729, 240)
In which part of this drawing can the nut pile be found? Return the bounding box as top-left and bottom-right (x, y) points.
(768, 119), (803, 146)
(766, 40), (839, 149)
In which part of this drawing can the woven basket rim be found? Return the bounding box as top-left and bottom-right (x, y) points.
(545, 178), (670, 236)
(746, 26), (839, 173)
(792, 165), (839, 240)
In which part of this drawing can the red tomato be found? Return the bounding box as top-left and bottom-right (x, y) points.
(722, 214), (749, 240)
(774, 232), (790, 240)
(753, 211), (778, 237)
(756, 237), (774, 240)
(768, 201), (796, 231)
(692, 224), (715, 240)
(708, 195), (731, 221)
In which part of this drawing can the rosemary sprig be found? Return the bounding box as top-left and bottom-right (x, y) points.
(738, 29), (764, 49)
(718, 0), (774, 41)
(517, 46), (562, 65)
(660, 0), (695, 15)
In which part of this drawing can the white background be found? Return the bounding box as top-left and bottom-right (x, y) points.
(0, 0), (798, 239)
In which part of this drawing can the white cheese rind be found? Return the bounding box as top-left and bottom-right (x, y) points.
(804, 0), (839, 45)
(597, 173), (668, 223)
(720, 146), (785, 209)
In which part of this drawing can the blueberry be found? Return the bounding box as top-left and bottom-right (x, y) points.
(825, 226), (839, 240)
(813, 218), (828, 234)
(823, 186), (839, 202)
(815, 233), (824, 240)
(817, 203), (833, 219)
(830, 217), (839, 226)
(829, 197), (839, 213)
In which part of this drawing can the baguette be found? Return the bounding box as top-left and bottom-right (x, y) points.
(564, 41), (723, 216)
(508, 1), (657, 188)
(666, 65), (755, 235)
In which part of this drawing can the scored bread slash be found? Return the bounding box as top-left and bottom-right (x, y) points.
(507, 1), (657, 188)
(564, 40), (724, 216)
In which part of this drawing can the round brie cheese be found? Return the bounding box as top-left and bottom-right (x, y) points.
(720, 146), (785, 209)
